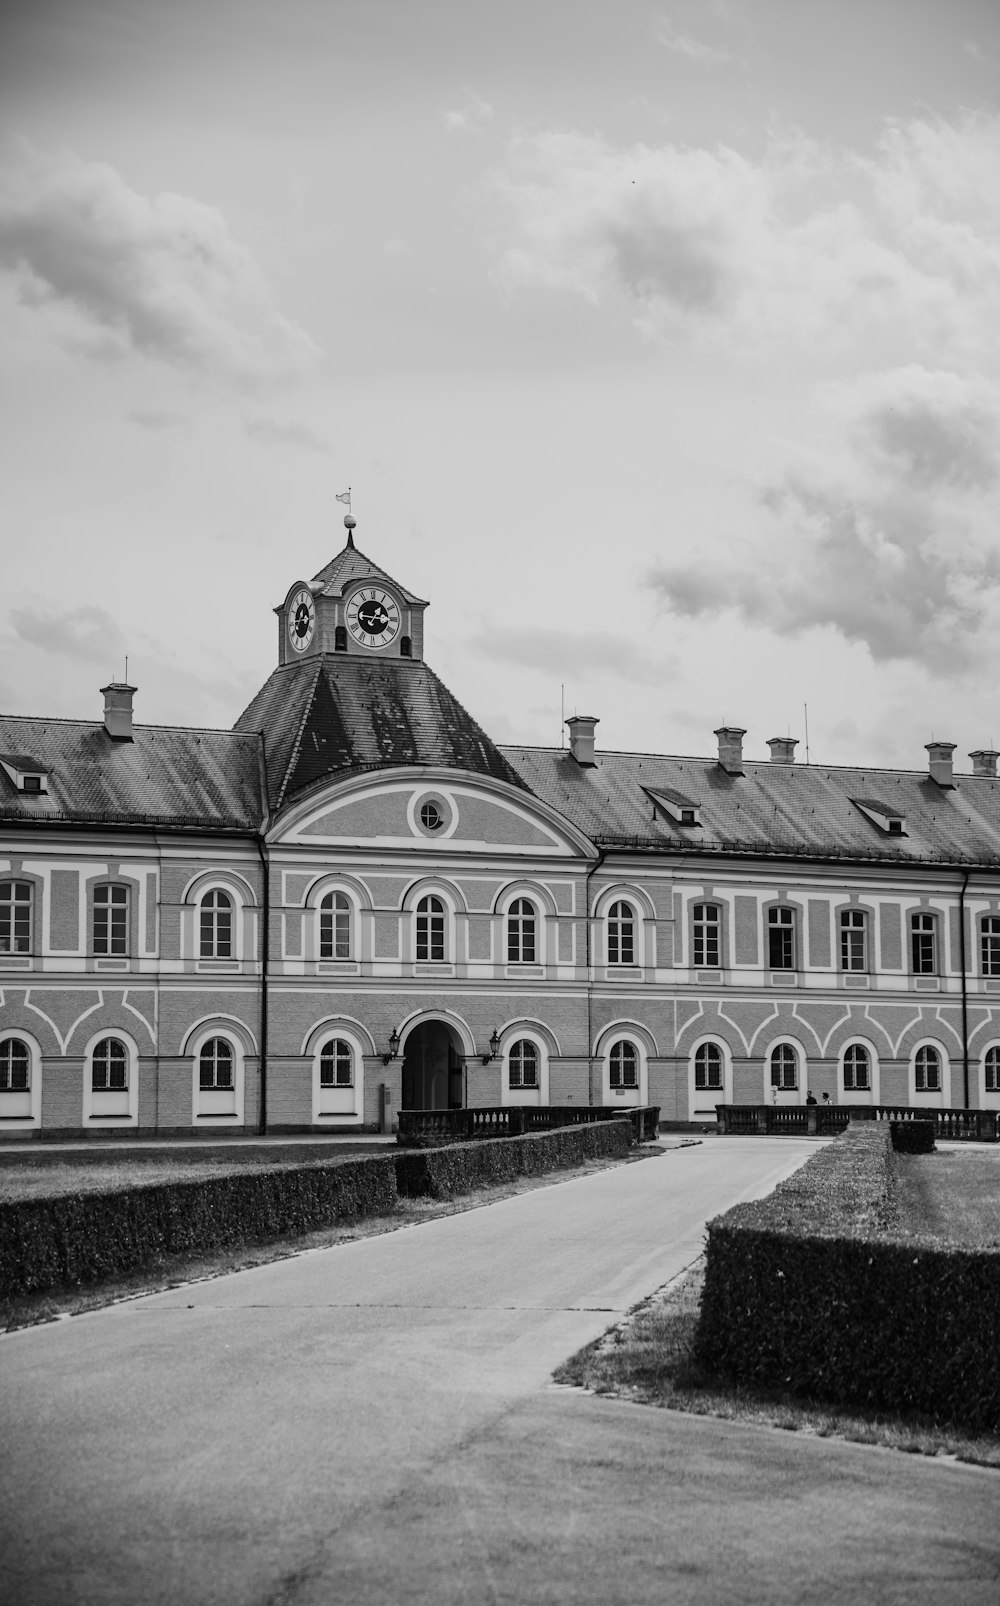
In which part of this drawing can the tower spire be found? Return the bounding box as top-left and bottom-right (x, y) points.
(335, 486), (354, 545)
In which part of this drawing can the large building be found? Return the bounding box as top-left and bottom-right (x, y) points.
(3, 525), (1000, 1137)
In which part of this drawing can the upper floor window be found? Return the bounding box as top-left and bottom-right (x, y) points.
(840, 909), (868, 971)
(508, 1039), (539, 1090)
(199, 1038), (234, 1090)
(843, 1043), (870, 1091)
(0, 881), (32, 954)
(94, 884), (128, 956)
(416, 895), (445, 962)
(694, 1042), (723, 1090)
(320, 1038), (354, 1088)
(911, 912), (937, 975)
(767, 907), (796, 970)
(607, 901), (635, 966)
(982, 917), (1000, 977)
(420, 801), (444, 831)
(609, 1039), (638, 1088)
(985, 1046), (1000, 1092)
(915, 1044), (941, 1092)
(507, 899), (537, 963)
(692, 904), (720, 968)
(92, 1037), (128, 1091)
(200, 889), (233, 959)
(320, 892), (351, 960)
(0, 1037), (30, 1091)
(770, 1043), (797, 1090)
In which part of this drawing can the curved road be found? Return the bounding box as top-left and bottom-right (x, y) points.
(1, 1139), (996, 1605)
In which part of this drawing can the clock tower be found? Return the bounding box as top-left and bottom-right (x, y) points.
(275, 518), (428, 667)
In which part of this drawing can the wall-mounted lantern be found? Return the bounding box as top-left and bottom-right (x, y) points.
(481, 1028), (500, 1067)
(382, 1026), (401, 1067)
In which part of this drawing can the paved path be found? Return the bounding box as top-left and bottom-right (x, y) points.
(1, 1140), (996, 1605)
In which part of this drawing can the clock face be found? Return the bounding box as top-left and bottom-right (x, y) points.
(346, 587), (401, 649)
(288, 588), (316, 652)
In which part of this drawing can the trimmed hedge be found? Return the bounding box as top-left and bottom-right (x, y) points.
(395, 1118), (635, 1199)
(694, 1122), (1000, 1433)
(0, 1155), (399, 1298)
(891, 1120), (936, 1154)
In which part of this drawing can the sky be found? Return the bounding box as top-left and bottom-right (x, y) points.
(2, 0), (1000, 772)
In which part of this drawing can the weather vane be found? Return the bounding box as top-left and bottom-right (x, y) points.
(335, 486), (355, 544)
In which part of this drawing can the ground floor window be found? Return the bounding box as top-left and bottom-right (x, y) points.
(91, 1037), (128, 1090)
(694, 1042), (723, 1090)
(843, 1044), (870, 1092)
(0, 1038), (29, 1090)
(508, 1039), (539, 1089)
(199, 1038), (234, 1090)
(770, 1044), (797, 1090)
(986, 1047), (1000, 1092)
(320, 1038), (354, 1088)
(609, 1040), (638, 1089)
(915, 1045), (941, 1092)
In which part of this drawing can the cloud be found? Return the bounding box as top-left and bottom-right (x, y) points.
(650, 366), (1000, 673)
(0, 143), (319, 381)
(443, 91), (494, 134)
(493, 113), (1000, 362)
(477, 626), (674, 687)
(962, 37), (986, 64)
(244, 415), (329, 452)
(129, 407), (188, 430)
(655, 24), (735, 66)
(11, 604), (125, 667)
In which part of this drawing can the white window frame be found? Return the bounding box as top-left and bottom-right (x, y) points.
(83, 1028), (139, 1127)
(692, 903), (722, 969)
(981, 917), (1000, 978)
(183, 874), (252, 966)
(407, 885), (458, 966)
(499, 1027), (549, 1107)
(910, 1039), (949, 1106)
(766, 905), (797, 971)
(506, 898), (539, 965)
(688, 1035), (732, 1120)
(190, 1026), (246, 1126)
(0, 1029), (41, 1130)
(598, 1031), (649, 1107)
(839, 908), (869, 972)
(199, 887), (235, 961)
(309, 1024), (367, 1124)
(763, 1038), (807, 1104)
(910, 912), (938, 976)
(0, 879), (34, 956)
(981, 1042), (1000, 1107)
(838, 1038), (880, 1104)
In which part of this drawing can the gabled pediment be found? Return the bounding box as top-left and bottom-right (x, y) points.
(271, 769), (594, 857)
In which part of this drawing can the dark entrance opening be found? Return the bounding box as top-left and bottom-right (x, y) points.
(401, 1021), (464, 1110)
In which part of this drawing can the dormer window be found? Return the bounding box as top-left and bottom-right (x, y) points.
(853, 799), (906, 837)
(0, 756), (48, 794)
(644, 787), (702, 828)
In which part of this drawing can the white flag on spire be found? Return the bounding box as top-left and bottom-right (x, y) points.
(335, 489), (351, 507)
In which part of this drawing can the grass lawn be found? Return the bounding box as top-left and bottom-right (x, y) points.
(894, 1146), (1000, 1245)
(0, 1146), (394, 1203)
(554, 1142), (1000, 1470)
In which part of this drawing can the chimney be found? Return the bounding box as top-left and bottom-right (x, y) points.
(926, 740), (956, 788)
(714, 726), (746, 776)
(766, 736), (798, 766)
(970, 749), (1000, 778)
(101, 681), (136, 743)
(566, 715), (599, 767)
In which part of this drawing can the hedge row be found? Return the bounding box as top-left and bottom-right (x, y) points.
(395, 1117), (635, 1199)
(694, 1122), (1000, 1433)
(0, 1120), (636, 1299)
(890, 1120), (936, 1155)
(0, 1155), (399, 1298)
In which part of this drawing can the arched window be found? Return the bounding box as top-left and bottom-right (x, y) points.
(770, 1044), (797, 1090)
(0, 881), (32, 954)
(200, 889), (233, 959)
(694, 1042), (723, 1090)
(94, 883), (128, 956)
(199, 1038), (234, 1090)
(986, 1047), (1000, 1092)
(416, 895), (445, 961)
(0, 1038), (30, 1091)
(607, 902), (635, 966)
(507, 899), (537, 963)
(915, 1045), (941, 1092)
(91, 1037), (128, 1091)
(692, 904), (720, 968)
(320, 1038), (354, 1088)
(320, 892), (351, 960)
(609, 1040), (638, 1089)
(843, 1043), (870, 1091)
(508, 1039), (538, 1089)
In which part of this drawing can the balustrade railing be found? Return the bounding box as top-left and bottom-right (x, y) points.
(715, 1104), (999, 1141)
(396, 1105), (660, 1147)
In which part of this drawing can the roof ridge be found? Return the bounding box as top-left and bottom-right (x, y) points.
(310, 538), (428, 605)
(0, 712), (258, 739)
(498, 743), (994, 780)
(273, 657), (324, 812)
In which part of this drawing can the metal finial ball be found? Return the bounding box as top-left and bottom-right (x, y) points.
(344, 514), (356, 530)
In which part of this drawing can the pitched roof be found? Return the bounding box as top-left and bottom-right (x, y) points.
(234, 655), (530, 811)
(500, 746), (1000, 866)
(309, 536), (427, 604)
(0, 717), (263, 830)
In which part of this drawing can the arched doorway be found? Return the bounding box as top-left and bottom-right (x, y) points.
(401, 1020), (464, 1110)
